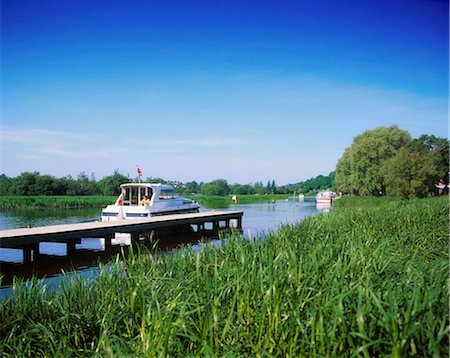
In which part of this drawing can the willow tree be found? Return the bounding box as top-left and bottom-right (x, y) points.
(335, 126), (411, 195)
(382, 135), (449, 198)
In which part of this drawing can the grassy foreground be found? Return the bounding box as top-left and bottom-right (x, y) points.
(0, 195), (116, 209)
(1, 197), (448, 356)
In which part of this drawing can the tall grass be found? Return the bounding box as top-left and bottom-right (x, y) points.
(0, 197), (448, 356)
(0, 196), (116, 209)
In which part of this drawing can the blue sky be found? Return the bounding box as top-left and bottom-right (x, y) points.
(1, 0), (448, 184)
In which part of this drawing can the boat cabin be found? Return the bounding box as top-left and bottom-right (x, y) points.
(120, 183), (181, 206)
(101, 182), (200, 221)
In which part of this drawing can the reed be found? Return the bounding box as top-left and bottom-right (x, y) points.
(0, 196), (116, 209)
(1, 196), (448, 356)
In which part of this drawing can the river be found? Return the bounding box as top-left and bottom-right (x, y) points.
(0, 197), (324, 297)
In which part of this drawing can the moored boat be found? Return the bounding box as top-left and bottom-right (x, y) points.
(101, 183), (200, 221)
(315, 189), (336, 205)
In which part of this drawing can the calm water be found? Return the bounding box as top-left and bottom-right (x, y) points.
(0, 198), (322, 297)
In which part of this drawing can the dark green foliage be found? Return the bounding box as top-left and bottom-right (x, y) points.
(335, 126), (449, 197)
(231, 184), (258, 195)
(412, 135), (449, 185)
(0, 170), (131, 197)
(1, 197), (447, 356)
(335, 126), (411, 195)
(201, 179), (230, 196)
(280, 172), (335, 194)
(182, 181), (201, 194)
(97, 170), (131, 196)
(382, 144), (440, 198)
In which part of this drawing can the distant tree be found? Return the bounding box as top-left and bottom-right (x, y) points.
(0, 174), (12, 195)
(254, 181), (267, 195)
(35, 175), (57, 195)
(145, 177), (168, 184)
(181, 181), (200, 194)
(75, 172), (97, 195)
(97, 170), (130, 196)
(201, 179), (230, 196)
(270, 180), (276, 194)
(231, 184), (255, 195)
(279, 172), (335, 194)
(52, 177), (70, 195)
(11, 171), (40, 196)
(335, 126), (411, 195)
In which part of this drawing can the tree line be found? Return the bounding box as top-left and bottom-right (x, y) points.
(334, 126), (449, 198)
(0, 171), (335, 197)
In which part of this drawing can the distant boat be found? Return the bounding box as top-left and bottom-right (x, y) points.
(101, 182), (200, 221)
(315, 189), (336, 205)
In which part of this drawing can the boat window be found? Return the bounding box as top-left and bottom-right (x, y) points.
(122, 187), (131, 205)
(139, 187), (152, 201)
(159, 188), (180, 200)
(123, 187), (153, 205)
(130, 187), (138, 205)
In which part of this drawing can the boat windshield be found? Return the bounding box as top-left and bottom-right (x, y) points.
(159, 188), (180, 200)
(122, 186), (153, 205)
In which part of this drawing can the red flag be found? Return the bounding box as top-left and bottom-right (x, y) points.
(136, 165), (142, 178)
(115, 193), (124, 206)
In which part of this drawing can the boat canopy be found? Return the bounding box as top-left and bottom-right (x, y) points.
(119, 183), (180, 206)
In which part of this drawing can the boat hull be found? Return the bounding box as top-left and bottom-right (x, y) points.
(315, 198), (332, 204)
(101, 205), (200, 222)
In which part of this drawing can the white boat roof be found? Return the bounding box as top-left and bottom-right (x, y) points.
(120, 183), (175, 190)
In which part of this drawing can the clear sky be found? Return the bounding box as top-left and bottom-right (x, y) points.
(1, 0), (448, 184)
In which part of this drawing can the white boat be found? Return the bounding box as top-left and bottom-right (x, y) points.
(315, 189), (335, 205)
(101, 183), (200, 221)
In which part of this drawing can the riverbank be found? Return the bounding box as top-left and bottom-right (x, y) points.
(1, 196), (448, 356)
(187, 193), (292, 207)
(0, 196), (116, 209)
(0, 194), (294, 209)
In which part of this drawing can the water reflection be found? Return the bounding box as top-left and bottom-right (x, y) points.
(316, 202), (332, 213)
(0, 207), (101, 230)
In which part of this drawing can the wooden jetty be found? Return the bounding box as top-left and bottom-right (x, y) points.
(0, 210), (243, 263)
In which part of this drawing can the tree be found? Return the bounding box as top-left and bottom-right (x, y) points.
(254, 181), (268, 195)
(11, 171), (40, 196)
(335, 126), (411, 195)
(231, 184), (255, 195)
(0, 174), (12, 195)
(413, 135), (449, 185)
(97, 170), (130, 196)
(35, 175), (57, 195)
(271, 180), (276, 194)
(381, 135), (449, 198)
(201, 179), (230, 196)
(382, 143), (440, 198)
(75, 172), (97, 195)
(186, 181), (200, 194)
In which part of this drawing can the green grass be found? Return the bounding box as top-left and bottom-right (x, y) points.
(0, 196), (116, 209)
(0, 194), (293, 209)
(187, 193), (292, 208)
(0, 196), (448, 356)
